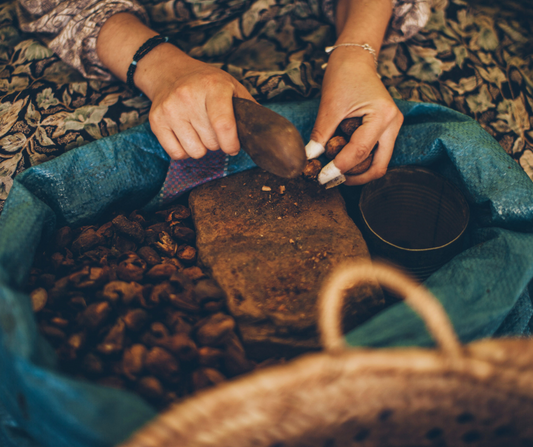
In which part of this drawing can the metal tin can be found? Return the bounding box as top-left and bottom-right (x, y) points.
(358, 166), (470, 281)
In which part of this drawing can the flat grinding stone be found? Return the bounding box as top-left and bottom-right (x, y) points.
(189, 168), (384, 359)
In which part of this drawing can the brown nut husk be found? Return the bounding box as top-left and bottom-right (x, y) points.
(136, 376), (164, 401)
(325, 135), (347, 159)
(345, 152), (374, 176)
(339, 116), (363, 136)
(122, 344), (147, 380)
(79, 302), (112, 330)
(137, 246), (161, 266)
(123, 309), (149, 332)
(176, 245), (196, 263)
(72, 228), (104, 253)
(112, 215), (145, 243)
(154, 231), (178, 257)
(97, 319), (126, 355)
(30, 287), (48, 312)
(171, 226), (195, 243)
(146, 264), (178, 280)
(195, 313), (236, 346)
(160, 333), (198, 363)
(55, 226), (73, 249)
(191, 368), (226, 391)
(145, 347), (180, 380)
(116, 252), (147, 282)
(301, 159), (322, 180)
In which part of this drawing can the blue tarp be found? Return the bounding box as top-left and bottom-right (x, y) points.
(1, 99), (532, 447)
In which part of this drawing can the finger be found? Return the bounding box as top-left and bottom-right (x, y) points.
(206, 89), (240, 156)
(308, 100), (344, 149)
(190, 114), (220, 152)
(334, 118), (385, 173)
(344, 121), (401, 186)
(174, 121), (208, 159)
(317, 119), (383, 185)
(150, 125), (188, 160)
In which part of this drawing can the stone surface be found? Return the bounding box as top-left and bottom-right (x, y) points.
(189, 168), (384, 359)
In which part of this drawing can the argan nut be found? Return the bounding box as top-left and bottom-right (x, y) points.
(192, 368), (226, 391)
(198, 346), (224, 367)
(72, 228), (104, 253)
(112, 234), (138, 254)
(223, 332), (254, 376)
(67, 332), (86, 352)
(181, 266), (206, 282)
(161, 333), (198, 363)
(102, 280), (143, 305)
(340, 117), (363, 136)
(154, 231), (178, 257)
(123, 309), (149, 332)
(302, 159), (322, 180)
(195, 313), (236, 346)
(194, 279), (225, 304)
(97, 319), (126, 355)
(146, 264), (178, 280)
(117, 253), (147, 282)
(30, 287), (48, 312)
(128, 210), (147, 227)
(325, 135), (347, 159)
(145, 347), (180, 379)
(136, 376), (164, 401)
(122, 344), (147, 380)
(96, 221), (114, 241)
(171, 226), (195, 243)
(176, 245), (196, 263)
(137, 246), (161, 266)
(112, 215), (145, 243)
(79, 302), (112, 329)
(345, 152), (374, 176)
(55, 226), (73, 249)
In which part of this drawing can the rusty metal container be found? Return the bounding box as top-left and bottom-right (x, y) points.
(358, 166), (470, 280)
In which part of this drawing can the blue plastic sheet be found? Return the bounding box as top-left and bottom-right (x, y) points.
(1, 99), (532, 447)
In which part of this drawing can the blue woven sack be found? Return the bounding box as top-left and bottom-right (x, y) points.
(1, 99), (532, 447)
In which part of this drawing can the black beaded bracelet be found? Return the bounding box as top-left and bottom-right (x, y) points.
(127, 35), (169, 91)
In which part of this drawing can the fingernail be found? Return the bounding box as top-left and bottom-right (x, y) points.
(325, 175), (346, 189)
(318, 161), (342, 184)
(305, 140), (325, 159)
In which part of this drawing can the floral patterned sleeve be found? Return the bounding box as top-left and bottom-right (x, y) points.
(321, 0), (434, 44)
(16, 0), (149, 81)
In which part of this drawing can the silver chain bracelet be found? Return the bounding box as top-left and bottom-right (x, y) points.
(321, 43), (379, 72)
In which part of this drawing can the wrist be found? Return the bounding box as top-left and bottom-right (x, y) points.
(134, 43), (191, 99)
(326, 45), (377, 71)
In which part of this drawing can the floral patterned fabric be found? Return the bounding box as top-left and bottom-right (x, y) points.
(15, 0), (431, 81)
(0, 0), (532, 215)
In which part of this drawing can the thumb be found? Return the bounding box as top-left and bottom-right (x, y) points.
(305, 107), (341, 160)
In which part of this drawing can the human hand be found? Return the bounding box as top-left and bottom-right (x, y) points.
(138, 45), (256, 160)
(306, 48), (403, 186)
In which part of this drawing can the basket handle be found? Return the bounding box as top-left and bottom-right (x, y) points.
(317, 261), (463, 358)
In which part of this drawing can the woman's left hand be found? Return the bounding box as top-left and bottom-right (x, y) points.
(307, 47), (403, 186)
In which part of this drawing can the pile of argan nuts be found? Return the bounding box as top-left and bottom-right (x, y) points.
(28, 204), (269, 410)
(302, 117), (374, 180)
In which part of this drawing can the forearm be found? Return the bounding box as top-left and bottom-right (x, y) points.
(334, 0), (393, 59)
(96, 12), (191, 99)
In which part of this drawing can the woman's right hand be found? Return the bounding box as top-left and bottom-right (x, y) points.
(136, 45), (256, 160)
(96, 13), (255, 161)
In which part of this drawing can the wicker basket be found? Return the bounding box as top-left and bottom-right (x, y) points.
(118, 262), (533, 447)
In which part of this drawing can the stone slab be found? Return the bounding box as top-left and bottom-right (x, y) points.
(189, 168), (384, 359)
